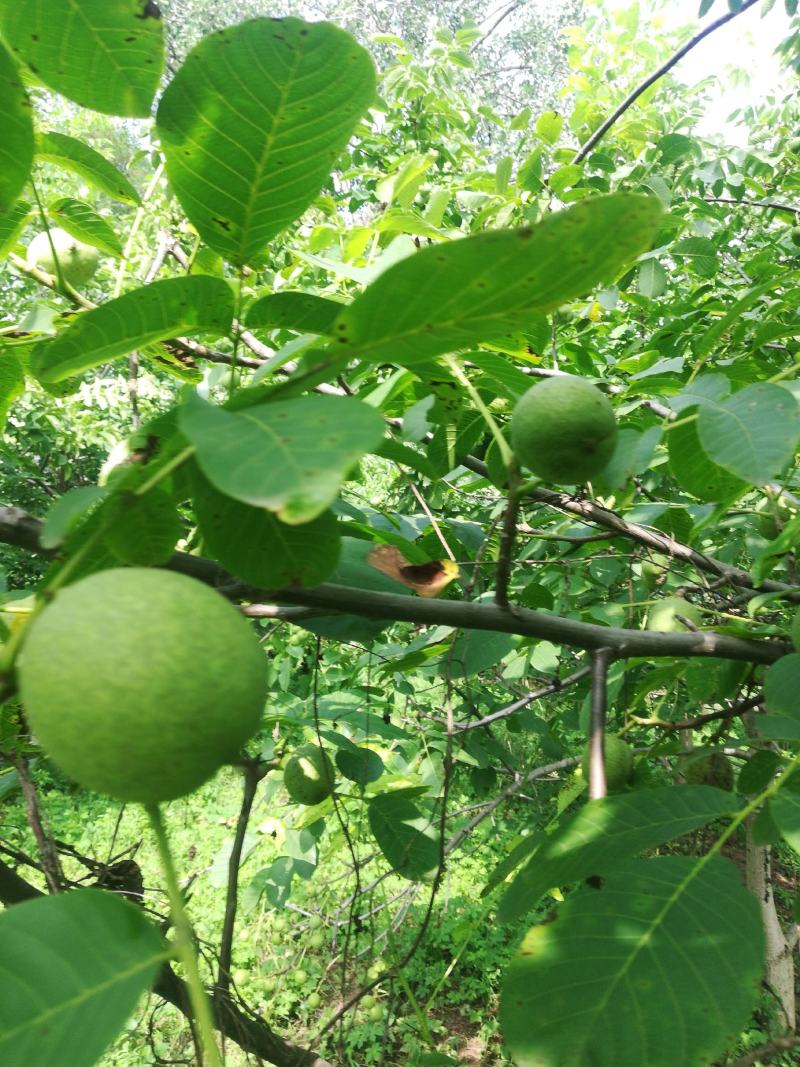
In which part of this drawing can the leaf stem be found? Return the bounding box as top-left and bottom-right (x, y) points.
(145, 803), (222, 1067)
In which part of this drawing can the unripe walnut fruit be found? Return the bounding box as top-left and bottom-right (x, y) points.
(18, 568), (267, 804)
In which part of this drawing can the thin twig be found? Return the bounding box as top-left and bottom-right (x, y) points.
(572, 0), (761, 164)
(703, 196), (799, 215)
(216, 760), (264, 996)
(14, 754), (64, 893)
(453, 663), (591, 731)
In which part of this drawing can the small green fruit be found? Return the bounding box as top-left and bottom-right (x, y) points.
(791, 226), (800, 248)
(646, 596), (703, 632)
(308, 915), (324, 930)
(368, 1004), (384, 1022)
(307, 992), (321, 1010)
(580, 735), (634, 793)
(27, 227), (100, 287)
(292, 968), (308, 985)
(18, 568), (267, 804)
(233, 968), (249, 986)
(510, 375), (617, 484)
(284, 745), (335, 805)
(683, 752), (734, 791)
(309, 931), (325, 950)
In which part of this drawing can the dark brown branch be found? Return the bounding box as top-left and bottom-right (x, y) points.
(703, 196), (799, 216)
(15, 754), (64, 892)
(572, 0), (761, 164)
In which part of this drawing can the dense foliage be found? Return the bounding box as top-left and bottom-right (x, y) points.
(1, 1), (800, 1066)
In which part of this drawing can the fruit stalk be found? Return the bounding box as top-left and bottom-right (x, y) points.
(146, 804), (223, 1067)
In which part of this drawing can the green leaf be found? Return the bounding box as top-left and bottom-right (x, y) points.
(0, 888), (167, 1067)
(697, 384), (800, 484)
(0, 352), (25, 431)
(246, 292), (344, 336)
(498, 786), (739, 922)
(764, 654), (800, 719)
(673, 236), (718, 278)
(441, 630), (517, 679)
(535, 110), (563, 145)
(368, 789), (440, 881)
(0, 200), (32, 257)
(191, 467), (341, 587)
(40, 486), (108, 549)
(156, 18), (376, 264)
(771, 776), (800, 854)
(500, 856), (763, 1067)
(299, 537), (411, 643)
(36, 132), (141, 205)
(48, 198), (123, 256)
(0, 0), (164, 117)
(30, 276), (234, 384)
(104, 489), (183, 566)
(0, 42), (34, 214)
(668, 414), (747, 502)
(333, 194), (662, 366)
(179, 392), (385, 524)
(637, 258), (666, 298)
(336, 745), (384, 786)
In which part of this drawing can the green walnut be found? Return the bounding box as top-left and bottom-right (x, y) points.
(683, 752), (734, 791)
(284, 745), (336, 805)
(18, 568), (267, 804)
(646, 595), (703, 632)
(791, 226), (800, 248)
(510, 375), (617, 484)
(580, 734), (634, 793)
(27, 227), (100, 287)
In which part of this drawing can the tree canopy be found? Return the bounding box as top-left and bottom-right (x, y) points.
(1, 1), (800, 1066)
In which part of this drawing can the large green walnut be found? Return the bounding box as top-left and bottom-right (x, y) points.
(284, 745), (335, 805)
(18, 568), (267, 804)
(510, 375), (617, 484)
(580, 734), (633, 793)
(646, 595), (703, 632)
(27, 227), (100, 287)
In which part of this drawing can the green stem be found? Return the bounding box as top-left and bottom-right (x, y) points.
(145, 804), (222, 1067)
(443, 354), (513, 466)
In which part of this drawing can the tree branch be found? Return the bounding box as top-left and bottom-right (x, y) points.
(572, 0), (762, 164)
(460, 454), (800, 603)
(0, 504), (787, 665)
(588, 649), (614, 800)
(703, 196), (799, 215)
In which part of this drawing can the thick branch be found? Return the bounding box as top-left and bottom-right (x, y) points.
(0, 504), (786, 665)
(572, 0), (761, 164)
